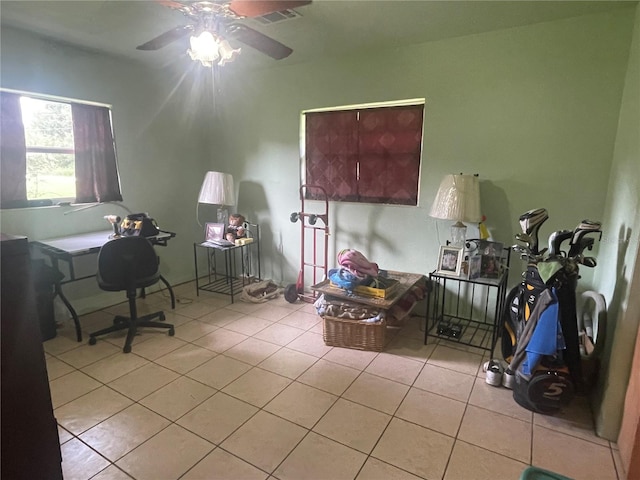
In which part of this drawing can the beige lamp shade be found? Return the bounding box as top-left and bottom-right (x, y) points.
(198, 171), (235, 206)
(429, 174), (482, 223)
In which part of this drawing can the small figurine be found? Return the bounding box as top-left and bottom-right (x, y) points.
(226, 213), (246, 242)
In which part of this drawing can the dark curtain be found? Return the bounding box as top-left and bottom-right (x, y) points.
(0, 92), (28, 209)
(304, 105), (423, 205)
(305, 110), (359, 201)
(358, 105), (423, 205)
(72, 104), (122, 204)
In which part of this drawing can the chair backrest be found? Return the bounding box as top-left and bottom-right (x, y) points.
(97, 237), (160, 293)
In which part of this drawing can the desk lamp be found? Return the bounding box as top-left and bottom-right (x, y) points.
(429, 173), (482, 247)
(197, 171), (235, 227)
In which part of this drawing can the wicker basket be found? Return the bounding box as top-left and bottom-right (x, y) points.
(322, 315), (386, 351)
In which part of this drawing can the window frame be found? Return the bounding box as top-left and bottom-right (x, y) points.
(0, 88), (122, 209)
(301, 98), (425, 206)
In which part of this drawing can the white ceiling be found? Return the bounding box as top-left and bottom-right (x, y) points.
(0, 0), (636, 70)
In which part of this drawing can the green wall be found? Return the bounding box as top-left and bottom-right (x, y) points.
(0, 26), (214, 312)
(592, 5), (640, 440)
(215, 8), (634, 288)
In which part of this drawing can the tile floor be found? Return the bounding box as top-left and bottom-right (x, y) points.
(45, 281), (625, 480)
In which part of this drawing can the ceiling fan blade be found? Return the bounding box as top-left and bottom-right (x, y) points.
(227, 24), (293, 60)
(228, 0), (311, 18)
(136, 25), (193, 50)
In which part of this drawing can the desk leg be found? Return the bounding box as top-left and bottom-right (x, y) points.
(55, 282), (82, 342)
(159, 275), (176, 309)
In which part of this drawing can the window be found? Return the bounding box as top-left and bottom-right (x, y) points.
(0, 90), (122, 209)
(303, 101), (424, 205)
(21, 97), (75, 201)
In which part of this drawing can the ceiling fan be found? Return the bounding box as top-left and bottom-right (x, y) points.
(137, 0), (311, 66)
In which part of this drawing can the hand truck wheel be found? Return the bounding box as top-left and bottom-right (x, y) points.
(284, 283), (299, 303)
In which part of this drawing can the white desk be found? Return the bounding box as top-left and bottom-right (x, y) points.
(33, 231), (176, 342)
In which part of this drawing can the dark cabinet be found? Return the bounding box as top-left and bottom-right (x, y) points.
(1, 234), (63, 480)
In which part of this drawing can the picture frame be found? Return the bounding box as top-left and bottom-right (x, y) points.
(476, 240), (503, 278)
(468, 255), (482, 279)
(436, 245), (464, 276)
(477, 240), (504, 258)
(205, 222), (225, 242)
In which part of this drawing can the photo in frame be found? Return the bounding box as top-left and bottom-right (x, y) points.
(205, 223), (225, 242)
(477, 240), (503, 278)
(436, 245), (464, 276)
(468, 255), (482, 279)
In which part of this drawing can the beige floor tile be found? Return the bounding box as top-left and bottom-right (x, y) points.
(372, 418), (454, 479)
(396, 387), (466, 437)
(413, 363), (475, 402)
(278, 310), (322, 330)
(356, 457), (423, 480)
(469, 376), (533, 422)
(224, 337), (282, 365)
(60, 438), (110, 480)
(55, 386), (133, 435)
(252, 303), (294, 322)
(222, 367), (291, 407)
(58, 341), (121, 368)
(91, 465), (134, 480)
(198, 307), (245, 327)
(49, 370), (103, 408)
(46, 356), (76, 380)
(199, 295), (233, 310)
(270, 296), (306, 311)
(193, 327), (248, 353)
(186, 354), (252, 389)
(91, 464), (133, 480)
(226, 300), (265, 315)
(444, 440), (528, 480)
(264, 381), (337, 428)
(174, 301), (216, 319)
(44, 333), (84, 356)
(313, 398), (391, 454)
(287, 331), (334, 357)
(224, 315), (274, 336)
(258, 347), (318, 379)
(172, 319), (218, 342)
(343, 372), (409, 414)
(182, 448), (268, 480)
(79, 404), (170, 461)
(129, 333), (186, 360)
(364, 352), (424, 385)
(157, 310), (194, 327)
(384, 335), (436, 361)
(323, 347), (379, 371)
(221, 411), (307, 473)
(116, 424), (213, 480)
(532, 425), (617, 480)
(58, 425), (74, 444)
(139, 376), (216, 421)
(458, 404), (531, 463)
(107, 363), (179, 400)
(274, 431), (366, 480)
(80, 352), (149, 384)
(297, 359), (360, 395)
(253, 322), (306, 346)
(533, 395), (608, 446)
(428, 344), (484, 376)
(154, 343), (217, 374)
(79, 310), (117, 332)
(177, 392), (258, 444)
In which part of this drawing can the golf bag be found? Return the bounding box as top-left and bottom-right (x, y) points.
(501, 265), (576, 414)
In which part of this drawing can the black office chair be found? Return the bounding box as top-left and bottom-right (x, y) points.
(88, 236), (174, 353)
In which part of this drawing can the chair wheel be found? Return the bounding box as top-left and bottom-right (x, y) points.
(89, 337), (97, 345)
(159, 313), (166, 321)
(114, 317), (124, 325)
(168, 328), (175, 336)
(123, 344), (132, 353)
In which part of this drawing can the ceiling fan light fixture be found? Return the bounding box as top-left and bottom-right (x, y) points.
(188, 31), (241, 67)
(218, 39), (241, 66)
